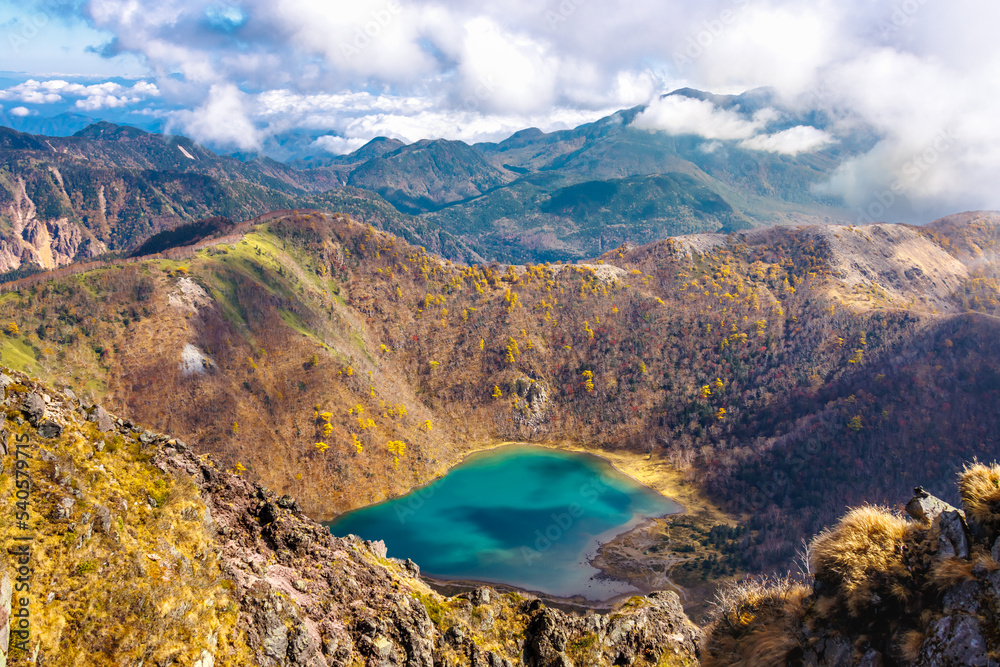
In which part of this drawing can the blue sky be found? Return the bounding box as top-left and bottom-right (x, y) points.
(1, 0), (999, 220)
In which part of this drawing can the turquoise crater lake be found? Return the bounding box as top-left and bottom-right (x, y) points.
(327, 445), (682, 600)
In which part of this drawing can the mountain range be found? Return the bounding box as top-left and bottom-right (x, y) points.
(0, 88), (873, 276)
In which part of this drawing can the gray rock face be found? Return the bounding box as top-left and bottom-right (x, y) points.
(468, 587), (492, 607)
(917, 614), (993, 666)
(521, 592), (700, 667)
(906, 489), (963, 523)
(943, 579), (982, 615)
(38, 420), (63, 439)
(262, 608), (289, 661)
(21, 392), (45, 425)
(53, 497), (75, 520)
(94, 504), (113, 534)
(367, 540), (388, 559)
(87, 405), (114, 433)
(937, 510), (971, 560)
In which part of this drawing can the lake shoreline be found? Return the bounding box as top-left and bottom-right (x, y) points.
(447, 442), (738, 610)
(328, 440), (733, 608)
(454, 440), (728, 522)
(420, 573), (637, 613)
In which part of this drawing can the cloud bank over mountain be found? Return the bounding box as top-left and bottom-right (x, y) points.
(2, 0), (1000, 222)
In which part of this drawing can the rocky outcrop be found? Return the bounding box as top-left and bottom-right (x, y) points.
(521, 594), (700, 667)
(0, 177), (107, 273)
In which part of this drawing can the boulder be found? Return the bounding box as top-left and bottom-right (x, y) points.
(906, 488), (963, 523)
(38, 421), (63, 439)
(468, 586), (493, 606)
(21, 392), (45, 425)
(94, 504), (113, 534)
(277, 495), (299, 511)
(367, 540), (388, 559)
(87, 405), (114, 433)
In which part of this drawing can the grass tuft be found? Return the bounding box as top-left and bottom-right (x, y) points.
(958, 461), (1000, 531)
(809, 505), (911, 617)
(898, 629), (926, 663)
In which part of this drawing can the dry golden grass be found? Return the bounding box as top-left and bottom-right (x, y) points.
(930, 557), (976, 590)
(809, 505), (912, 617)
(898, 628), (926, 663)
(0, 399), (251, 666)
(958, 461), (1000, 531)
(703, 576), (812, 667)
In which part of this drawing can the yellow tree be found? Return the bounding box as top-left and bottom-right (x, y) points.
(387, 440), (406, 469)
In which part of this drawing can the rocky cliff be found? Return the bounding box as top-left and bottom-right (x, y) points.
(0, 177), (107, 273)
(0, 370), (701, 666)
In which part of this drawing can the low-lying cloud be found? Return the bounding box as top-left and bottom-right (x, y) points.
(0, 79), (160, 111)
(632, 96), (764, 140)
(740, 126), (836, 156)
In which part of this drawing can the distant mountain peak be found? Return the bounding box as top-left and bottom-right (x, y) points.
(73, 121), (149, 140)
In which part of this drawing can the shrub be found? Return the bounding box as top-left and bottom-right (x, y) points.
(704, 576), (811, 667)
(958, 461), (1000, 532)
(809, 505), (912, 616)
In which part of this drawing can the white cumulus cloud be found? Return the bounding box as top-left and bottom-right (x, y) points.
(0, 79), (159, 110)
(631, 95), (765, 140)
(312, 135), (368, 155)
(170, 83), (261, 150)
(740, 125), (836, 155)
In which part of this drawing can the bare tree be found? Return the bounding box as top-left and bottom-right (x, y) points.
(794, 537), (814, 582)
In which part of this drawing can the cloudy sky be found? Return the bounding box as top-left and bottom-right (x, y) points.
(1, 0), (998, 221)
